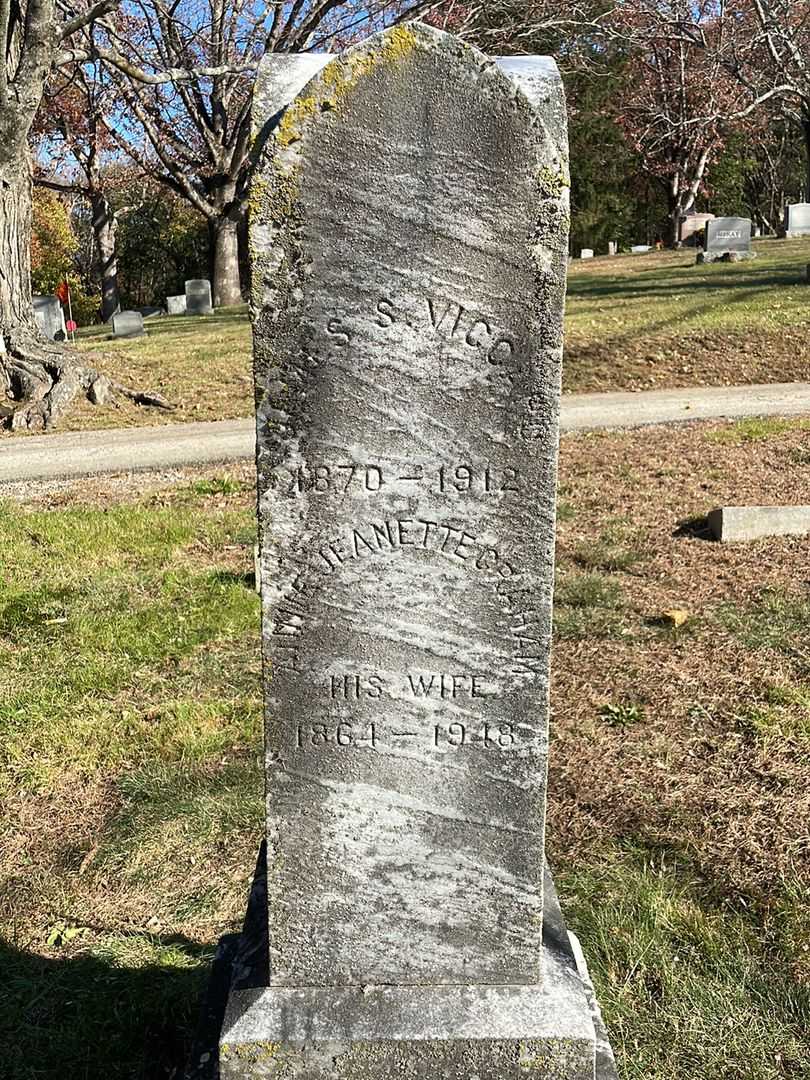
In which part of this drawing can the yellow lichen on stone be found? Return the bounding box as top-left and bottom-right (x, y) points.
(276, 94), (319, 149)
(248, 177), (268, 226)
(273, 26), (419, 149)
(537, 163), (570, 199)
(221, 1041), (282, 1064)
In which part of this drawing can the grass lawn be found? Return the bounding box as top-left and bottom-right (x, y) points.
(68, 305), (254, 431)
(5, 236), (810, 438)
(2, 419), (810, 1078)
(564, 238), (810, 392)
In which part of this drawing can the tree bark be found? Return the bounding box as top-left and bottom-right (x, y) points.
(91, 191), (121, 322)
(211, 189), (243, 307)
(667, 180), (682, 248)
(802, 109), (810, 203)
(0, 152), (36, 336)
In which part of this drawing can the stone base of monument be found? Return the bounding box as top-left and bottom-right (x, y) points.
(696, 250), (757, 264)
(186, 845), (617, 1080)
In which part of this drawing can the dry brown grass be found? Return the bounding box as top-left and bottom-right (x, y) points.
(550, 419), (810, 914)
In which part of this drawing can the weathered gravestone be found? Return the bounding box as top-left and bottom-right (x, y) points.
(111, 310), (145, 338)
(699, 216), (754, 262)
(33, 295), (66, 341)
(580, 248), (594, 259)
(607, 241), (617, 256)
(167, 294), (187, 315)
(185, 279), (213, 314)
(785, 202), (810, 237)
(213, 23), (615, 1080)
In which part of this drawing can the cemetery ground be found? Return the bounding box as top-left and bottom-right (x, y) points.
(5, 237), (810, 440)
(2, 419), (810, 1079)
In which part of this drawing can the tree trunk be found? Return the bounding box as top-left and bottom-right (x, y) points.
(0, 151), (36, 336)
(0, 147), (171, 429)
(667, 181), (682, 248)
(802, 110), (810, 204)
(91, 192), (121, 323)
(211, 186), (243, 307)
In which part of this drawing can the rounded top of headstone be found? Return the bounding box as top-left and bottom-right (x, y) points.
(254, 22), (563, 148)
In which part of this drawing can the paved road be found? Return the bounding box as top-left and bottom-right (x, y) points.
(2, 382), (810, 484)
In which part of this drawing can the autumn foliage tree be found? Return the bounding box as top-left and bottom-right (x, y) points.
(613, 2), (752, 246)
(35, 69), (131, 321)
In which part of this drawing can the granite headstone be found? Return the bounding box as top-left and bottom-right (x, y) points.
(185, 279), (213, 315)
(111, 310), (145, 338)
(785, 202), (810, 237)
(33, 295), (66, 341)
(580, 248), (594, 259)
(700, 216), (754, 262)
(214, 23), (615, 1080)
(167, 294), (187, 315)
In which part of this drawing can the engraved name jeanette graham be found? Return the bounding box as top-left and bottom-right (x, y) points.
(270, 514), (546, 678)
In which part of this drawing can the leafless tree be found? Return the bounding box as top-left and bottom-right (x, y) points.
(98, 0), (431, 308)
(1, 0), (428, 428)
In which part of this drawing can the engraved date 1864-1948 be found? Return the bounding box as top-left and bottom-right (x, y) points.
(294, 720), (520, 752)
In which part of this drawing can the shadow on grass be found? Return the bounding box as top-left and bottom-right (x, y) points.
(0, 933), (212, 1080)
(673, 515), (714, 540)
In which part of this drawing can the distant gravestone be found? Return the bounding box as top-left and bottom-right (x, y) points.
(33, 295), (66, 341)
(111, 311), (145, 338)
(580, 247), (594, 259)
(680, 211), (714, 244)
(700, 216), (753, 262)
(211, 22), (615, 1080)
(631, 244), (651, 254)
(139, 305), (164, 319)
(166, 294), (187, 315)
(185, 279), (213, 315)
(785, 203), (810, 237)
(607, 241), (617, 256)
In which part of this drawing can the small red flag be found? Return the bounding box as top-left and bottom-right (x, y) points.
(55, 281), (70, 305)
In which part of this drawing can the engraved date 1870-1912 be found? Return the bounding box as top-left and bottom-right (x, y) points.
(269, 461), (519, 496)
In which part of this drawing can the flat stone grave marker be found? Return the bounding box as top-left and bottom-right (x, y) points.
(167, 294), (187, 315)
(211, 22), (615, 1080)
(111, 310), (145, 338)
(709, 505), (810, 542)
(631, 244), (650, 254)
(580, 248), (594, 259)
(33, 295), (66, 341)
(185, 278), (213, 314)
(785, 203), (810, 237)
